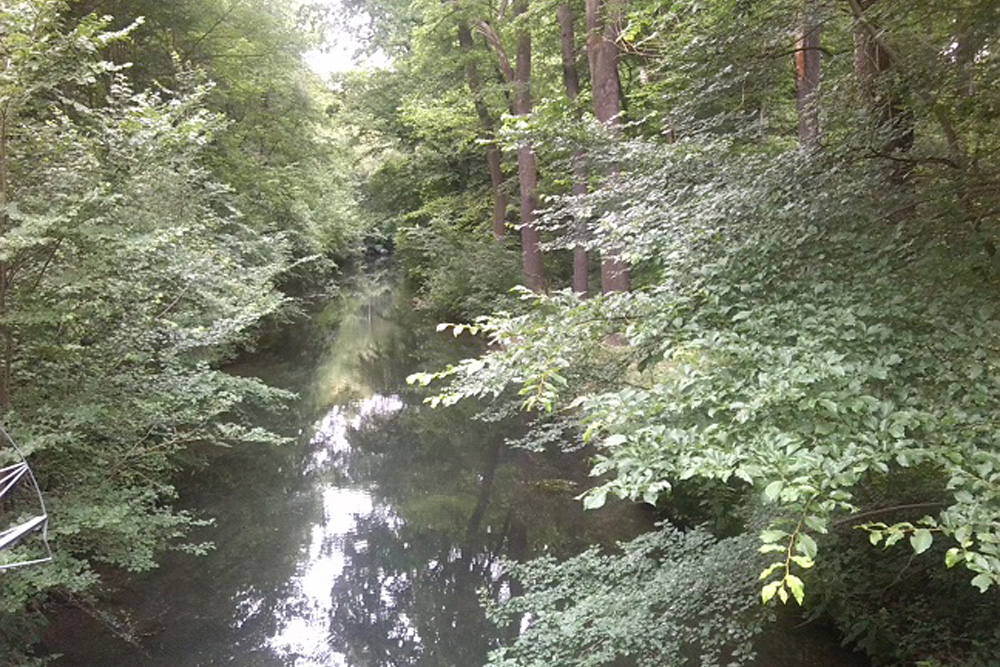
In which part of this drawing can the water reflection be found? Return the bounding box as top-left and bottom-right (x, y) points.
(42, 267), (648, 666)
(307, 395), (405, 472)
(266, 394), (404, 666)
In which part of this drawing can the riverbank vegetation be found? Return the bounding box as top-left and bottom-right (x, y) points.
(341, 0), (1000, 664)
(4, 0), (1000, 665)
(0, 0), (364, 662)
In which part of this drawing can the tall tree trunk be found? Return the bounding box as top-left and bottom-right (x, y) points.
(558, 2), (590, 296)
(513, 17), (546, 293)
(0, 106), (12, 412)
(586, 0), (630, 293)
(478, 5), (546, 291)
(795, 2), (821, 149)
(457, 21), (508, 240)
(851, 0), (913, 183)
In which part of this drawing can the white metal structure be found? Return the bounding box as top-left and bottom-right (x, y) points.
(0, 426), (52, 569)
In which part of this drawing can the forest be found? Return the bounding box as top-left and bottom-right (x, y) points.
(1, 0), (1000, 665)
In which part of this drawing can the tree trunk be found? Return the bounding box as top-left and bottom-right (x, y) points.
(0, 106), (12, 412)
(558, 2), (590, 296)
(457, 21), (508, 240)
(513, 18), (545, 292)
(852, 0), (913, 182)
(795, 2), (821, 150)
(586, 0), (630, 293)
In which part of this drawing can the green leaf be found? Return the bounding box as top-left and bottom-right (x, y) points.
(602, 433), (628, 447)
(796, 533), (818, 560)
(582, 488), (608, 510)
(804, 515), (828, 534)
(759, 562), (784, 580)
(785, 574), (805, 605)
(761, 580), (781, 604)
(790, 555), (814, 569)
(971, 572), (993, 593)
(910, 529), (933, 555)
(945, 548), (962, 568)
(760, 529), (788, 543)
(885, 531), (904, 547)
(763, 480), (783, 503)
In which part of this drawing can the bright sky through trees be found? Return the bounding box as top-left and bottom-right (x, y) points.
(301, 1), (389, 75)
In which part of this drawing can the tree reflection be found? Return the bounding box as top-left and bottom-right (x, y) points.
(323, 386), (649, 667)
(327, 509), (504, 667)
(43, 266), (648, 666)
(326, 401), (507, 667)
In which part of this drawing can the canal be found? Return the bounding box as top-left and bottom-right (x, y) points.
(42, 264), (867, 667)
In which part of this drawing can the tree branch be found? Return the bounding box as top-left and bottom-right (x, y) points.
(181, 0), (247, 61)
(832, 502), (947, 529)
(476, 20), (515, 83)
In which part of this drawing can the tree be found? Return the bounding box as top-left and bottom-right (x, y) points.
(0, 1), (337, 658)
(585, 0), (629, 293)
(458, 20), (509, 241)
(407, 0), (1000, 663)
(481, 2), (546, 292)
(558, 1), (591, 296)
(795, 0), (821, 149)
(72, 0), (367, 275)
(849, 0), (914, 181)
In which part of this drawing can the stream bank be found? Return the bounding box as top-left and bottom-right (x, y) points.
(41, 264), (867, 667)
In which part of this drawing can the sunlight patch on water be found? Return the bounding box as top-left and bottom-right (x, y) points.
(307, 394), (405, 472)
(262, 394), (406, 665)
(266, 486), (371, 666)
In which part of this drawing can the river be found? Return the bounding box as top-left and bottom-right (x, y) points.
(41, 264), (868, 667)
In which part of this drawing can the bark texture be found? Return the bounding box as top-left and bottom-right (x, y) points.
(558, 2), (590, 296)
(796, 3), (822, 149)
(586, 0), (630, 293)
(513, 19), (546, 292)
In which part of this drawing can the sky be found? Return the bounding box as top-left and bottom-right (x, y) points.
(299, 1), (390, 76)
(303, 42), (360, 76)
(304, 45), (391, 77)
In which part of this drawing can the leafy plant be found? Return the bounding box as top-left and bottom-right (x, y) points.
(485, 524), (770, 667)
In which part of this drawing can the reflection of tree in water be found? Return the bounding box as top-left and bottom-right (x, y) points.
(326, 394), (650, 667)
(306, 270), (418, 408)
(240, 265), (426, 416)
(328, 509), (504, 667)
(326, 396), (509, 667)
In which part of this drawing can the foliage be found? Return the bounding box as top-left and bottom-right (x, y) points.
(397, 215), (521, 319)
(81, 0), (368, 277)
(331, 58), (521, 316)
(394, 0), (1000, 662)
(0, 1), (318, 658)
(807, 482), (1000, 667)
(419, 131), (1000, 597)
(485, 525), (769, 667)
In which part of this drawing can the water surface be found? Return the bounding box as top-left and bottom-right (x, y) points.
(43, 266), (646, 666)
(43, 266), (867, 667)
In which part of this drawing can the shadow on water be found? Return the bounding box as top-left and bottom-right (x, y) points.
(41, 263), (867, 667)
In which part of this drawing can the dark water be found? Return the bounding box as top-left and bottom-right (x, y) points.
(42, 266), (867, 667)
